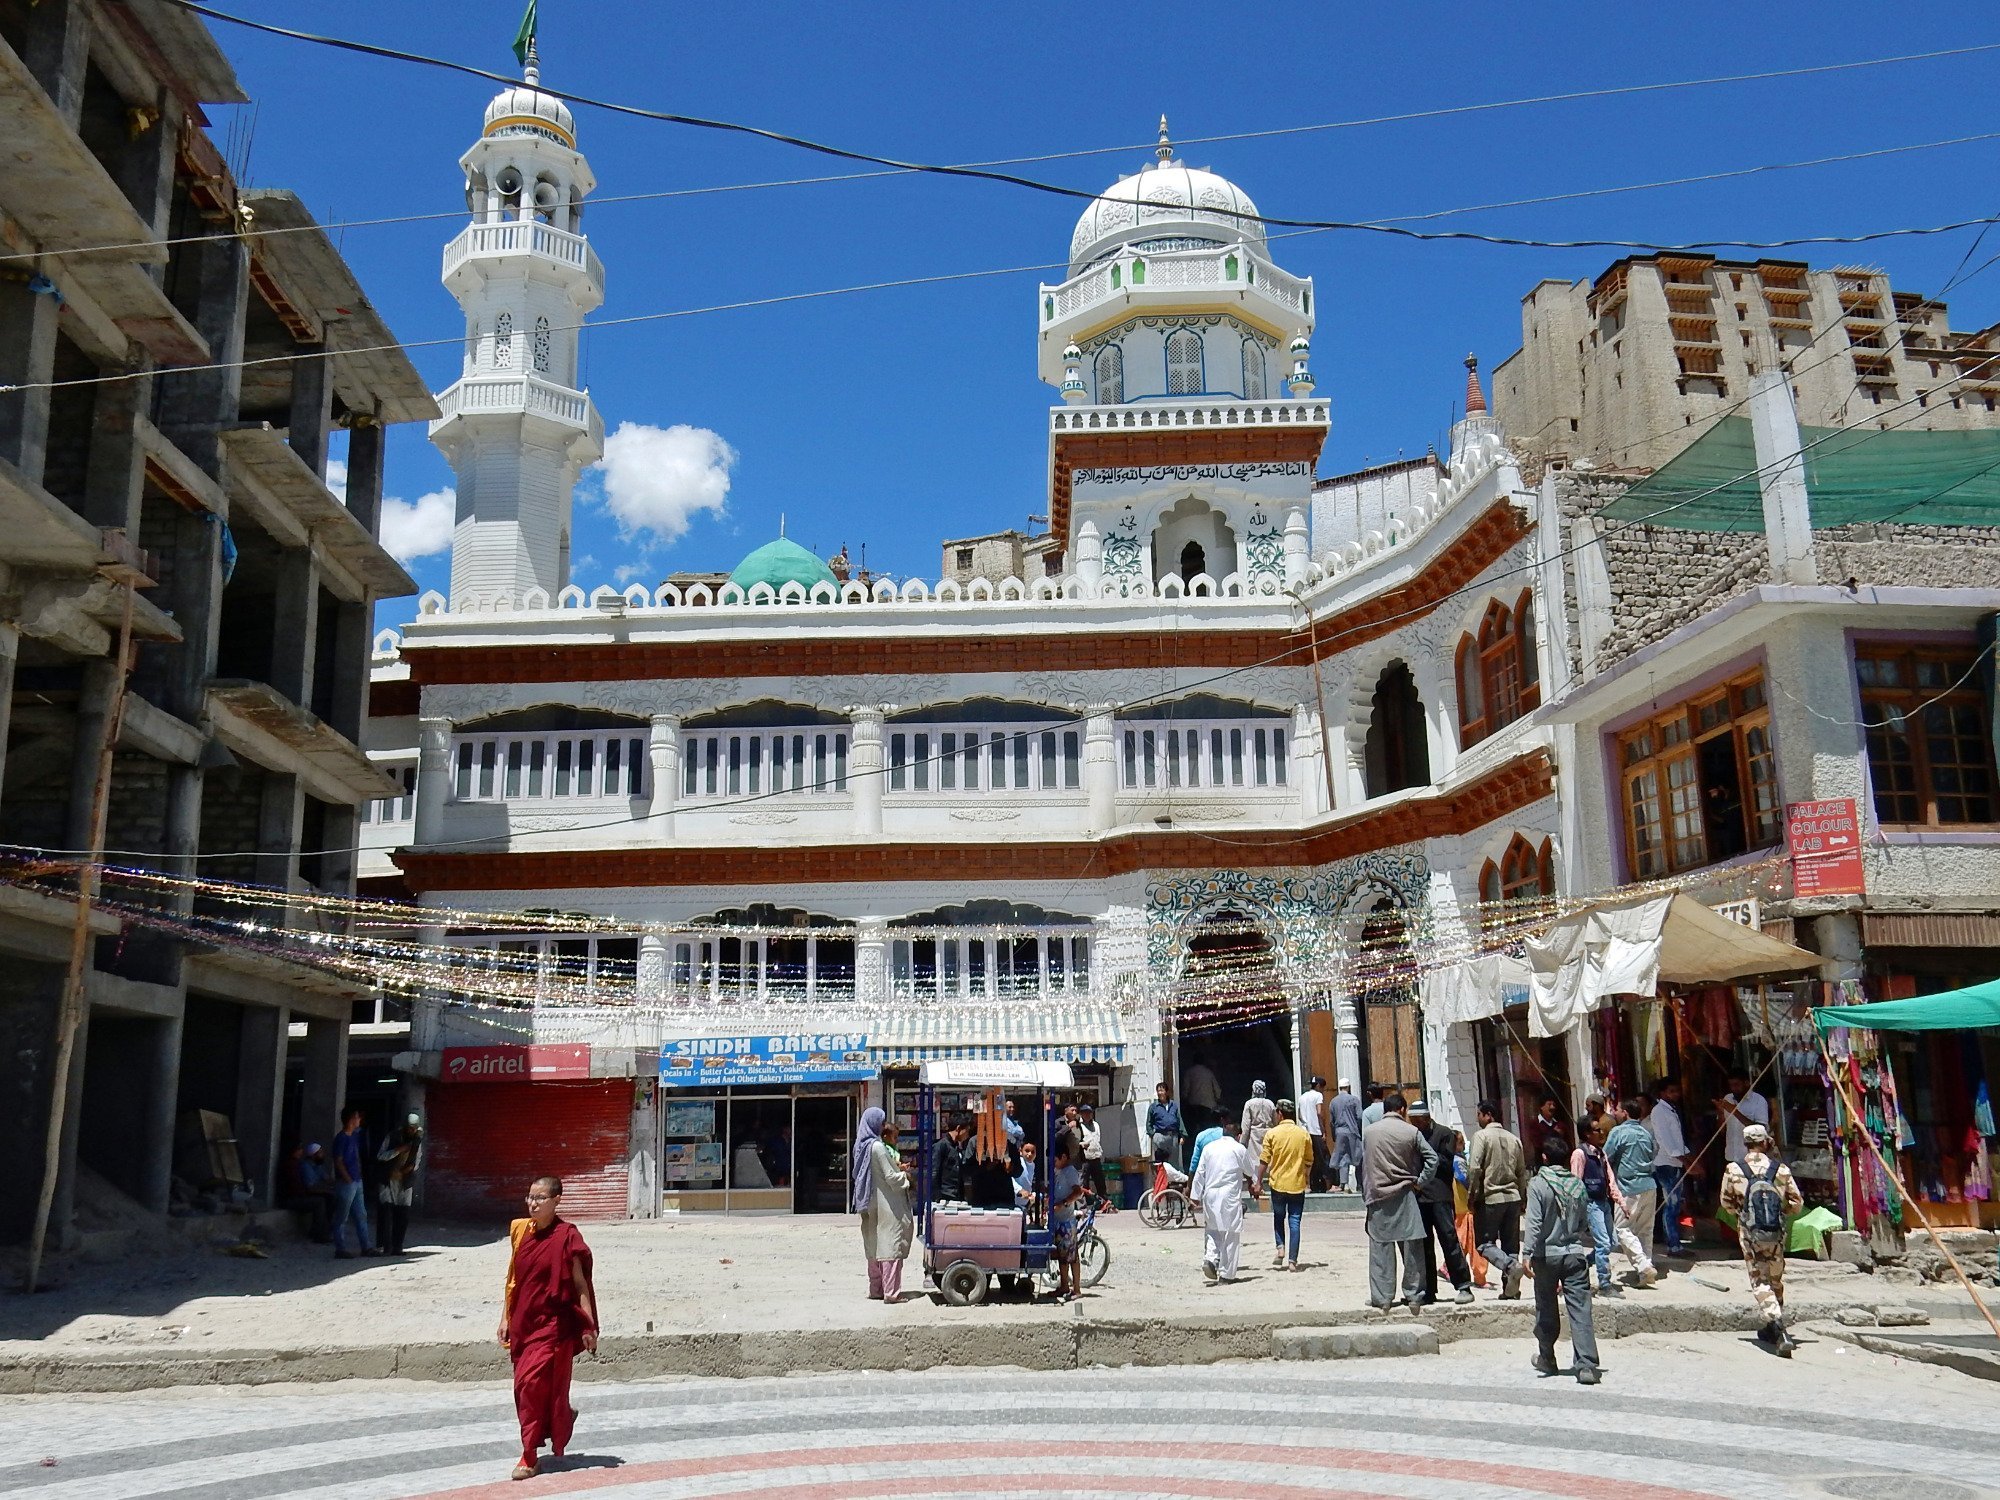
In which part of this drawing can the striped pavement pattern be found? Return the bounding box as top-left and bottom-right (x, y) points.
(3, 1354), (1997, 1500)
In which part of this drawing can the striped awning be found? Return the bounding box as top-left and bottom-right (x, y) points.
(871, 1002), (1129, 1065)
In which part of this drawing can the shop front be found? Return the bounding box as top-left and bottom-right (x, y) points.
(657, 1031), (872, 1214)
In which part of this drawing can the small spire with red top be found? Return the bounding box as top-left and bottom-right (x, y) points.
(1463, 352), (1487, 416)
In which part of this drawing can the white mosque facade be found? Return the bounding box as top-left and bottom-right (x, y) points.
(362, 82), (1571, 1218)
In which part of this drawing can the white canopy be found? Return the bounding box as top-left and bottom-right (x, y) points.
(916, 1059), (1076, 1089)
(1522, 891), (1820, 1037)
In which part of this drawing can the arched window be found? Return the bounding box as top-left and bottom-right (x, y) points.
(1482, 835), (1554, 928)
(1364, 661), (1430, 798)
(1165, 329), (1203, 395)
(1478, 859), (1502, 908)
(1094, 343), (1123, 404)
(1241, 338), (1265, 399)
(1180, 540), (1206, 583)
(1457, 593), (1542, 748)
(493, 311), (514, 369)
(532, 316), (551, 375)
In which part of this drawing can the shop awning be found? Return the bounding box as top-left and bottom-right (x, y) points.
(1814, 978), (2000, 1033)
(1523, 892), (1820, 1038)
(918, 1060), (1076, 1088)
(871, 1002), (1128, 1065)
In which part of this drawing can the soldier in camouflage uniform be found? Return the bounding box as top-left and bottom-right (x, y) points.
(1718, 1122), (1804, 1356)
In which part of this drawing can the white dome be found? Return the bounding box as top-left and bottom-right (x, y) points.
(1068, 158), (1264, 275)
(483, 80), (575, 149)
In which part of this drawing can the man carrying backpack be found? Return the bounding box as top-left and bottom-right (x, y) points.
(1718, 1122), (1804, 1356)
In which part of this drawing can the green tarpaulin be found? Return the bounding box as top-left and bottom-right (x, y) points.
(1598, 416), (2000, 531)
(1813, 977), (2000, 1033)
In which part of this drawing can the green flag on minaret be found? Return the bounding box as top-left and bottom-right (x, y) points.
(511, 0), (538, 66)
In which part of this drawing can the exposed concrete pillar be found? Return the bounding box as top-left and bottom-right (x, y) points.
(235, 1004), (289, 1207)
(343, 417), (385, 536)
(1813, 912), (1865, 985)
(850, 708), (883, 837)
(318, 802), (359, 897)
(299, 1015), (349, 1145)
(255, 772), (304, 912)
(413, 715), (453, 845)
(65, 658), (120, 853)
(323, 597), (369, 742)
(0, 271), (60, 484)
(1749, 367), (1818, 586)
(1083, 704), (1117, 831)
(136, 1006), (183, 1213)
(0, 624), (18, 808)
(646, 714), (679, 833)
(287, 344), (333, 475)
(20, 0), (89, 124)
(153, 231), (248, 477)
(268, 550), (320, 707)
(79, 361), (151, 532)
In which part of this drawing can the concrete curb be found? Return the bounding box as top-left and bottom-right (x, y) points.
(1275, 1324), (1439, 1359)
(0, 1290), (1976, 1394)
(1807, 1321), (2000, 1383)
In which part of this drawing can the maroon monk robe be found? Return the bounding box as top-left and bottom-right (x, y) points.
(504, 1217), (596, 1462)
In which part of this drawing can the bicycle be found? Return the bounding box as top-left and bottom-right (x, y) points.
(1137, 1162), (1201, 1229)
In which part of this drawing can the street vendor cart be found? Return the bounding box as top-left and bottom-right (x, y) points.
(913, 1059), (1109, 1304)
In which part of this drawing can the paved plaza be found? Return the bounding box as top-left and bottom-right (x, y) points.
(4, 1329), (1998, 1499)
(3, 1211), (1977, 1389)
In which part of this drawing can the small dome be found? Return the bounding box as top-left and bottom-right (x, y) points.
(483, 79), (575, 149)
(728, 538), (837, 596)
(1068, 157), (1264, 276)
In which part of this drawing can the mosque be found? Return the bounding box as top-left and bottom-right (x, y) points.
(360, 58), (1568, 1219)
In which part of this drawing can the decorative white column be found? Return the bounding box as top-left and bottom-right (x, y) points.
(637, 933), (668, 1002)
(1075, 520), (1103, 594)
(413, 715), (453, 846)
(855, 918), (889, 1004)
(850, 707), (884, 836)
(1293, 703), (1326, 817)
(1414, 657), (1455, 783)
(646, 713), (679, 833)
(1282, 508), (1309, 590)
(1084, 704), (1117, 831)
(1334, 994), (1364, 1096)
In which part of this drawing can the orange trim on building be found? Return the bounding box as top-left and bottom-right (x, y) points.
(401, 498), (1532, 688)
(393, 750), (1554, 893)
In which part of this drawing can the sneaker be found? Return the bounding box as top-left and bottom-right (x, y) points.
(1576, 1366), (1602, 1386)
(1454, 1287), (1475, 1305)
(1203, 1261), (1219, 1284)
(1530, 1352), (1558, 1376)
(1501, 1261), (1526, 1300)
(1638, 1267), (1658, 1288)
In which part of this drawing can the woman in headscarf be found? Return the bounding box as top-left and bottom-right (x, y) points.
(853, 1106), (915, 1302)
(1240, 1080), (1277, 1166)
(498, 1175), (597, 1481)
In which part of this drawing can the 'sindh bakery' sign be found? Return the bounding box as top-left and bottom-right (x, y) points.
(442, 1044), (592, 1081)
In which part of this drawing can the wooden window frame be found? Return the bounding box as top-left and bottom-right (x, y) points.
(1458, 594), (1542, 749)
(1855, 645), (1998, 829)
(1615, 668), (1781, 879)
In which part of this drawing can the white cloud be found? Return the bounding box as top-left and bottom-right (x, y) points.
(614, 562), (649, 584)
(590, 422), (736, 543)
(380, 488), (456, 565)
(325, 456), (348, 502)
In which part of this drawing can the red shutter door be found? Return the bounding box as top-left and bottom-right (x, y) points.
(427, 1080), (631, 1222)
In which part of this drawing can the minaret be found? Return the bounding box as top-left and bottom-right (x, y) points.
(432, 39), (604, 605)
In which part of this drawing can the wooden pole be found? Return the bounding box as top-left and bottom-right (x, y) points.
(24, 584), (137, 1295)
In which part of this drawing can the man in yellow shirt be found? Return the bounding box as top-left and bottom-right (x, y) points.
(1258, 1099), (1315, 1271)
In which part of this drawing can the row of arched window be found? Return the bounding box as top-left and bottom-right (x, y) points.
(1091, 331), (1266, 402)
(1477, 834), (1555, 925)
(1456, 591), (1539, 747)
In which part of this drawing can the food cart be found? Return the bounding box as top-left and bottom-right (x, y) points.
(912, 1058), (1109, 1304)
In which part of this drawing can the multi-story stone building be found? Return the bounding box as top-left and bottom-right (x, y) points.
(362, 110), (1570, 1221)
(1, 0), (430, 1248)
(1493, 253), (2000, 476)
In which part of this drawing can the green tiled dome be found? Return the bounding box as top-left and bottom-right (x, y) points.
(728, 537), (837, 594)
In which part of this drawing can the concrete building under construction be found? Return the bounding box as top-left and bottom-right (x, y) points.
(0, 0), (430, 1251)
(1494, 253), (2000, 477)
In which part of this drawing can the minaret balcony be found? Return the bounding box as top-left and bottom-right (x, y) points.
(430, 373), (604, 451)
(443, 218), (605, 300)
(1036, 247), (1312, 382)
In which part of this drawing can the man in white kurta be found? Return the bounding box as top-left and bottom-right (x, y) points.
(1189, 1120), (1259, 1284)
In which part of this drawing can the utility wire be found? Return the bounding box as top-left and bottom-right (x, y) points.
(153, 1), (2000, 254)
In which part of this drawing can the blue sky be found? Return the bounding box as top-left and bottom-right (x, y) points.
(203, 2), (2000, 628)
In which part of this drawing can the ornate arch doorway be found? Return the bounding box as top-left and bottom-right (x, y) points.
(1171, 908), (1294, 1135)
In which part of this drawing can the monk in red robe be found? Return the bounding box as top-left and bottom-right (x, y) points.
(498, 1175), (598, 1480)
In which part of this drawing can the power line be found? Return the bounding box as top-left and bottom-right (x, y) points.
(155, 1), (2000, 255)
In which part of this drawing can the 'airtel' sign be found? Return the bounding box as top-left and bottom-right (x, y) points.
(442, 1044), (591, 1081)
